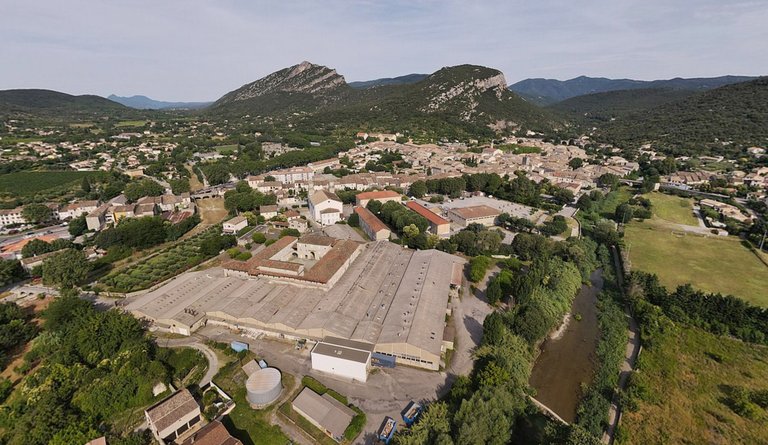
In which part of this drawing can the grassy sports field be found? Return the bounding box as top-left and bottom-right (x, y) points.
(624, 223), (768, 306)
(644, 192), (698, 225)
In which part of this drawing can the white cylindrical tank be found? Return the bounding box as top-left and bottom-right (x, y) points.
(245, 367), (282, 407)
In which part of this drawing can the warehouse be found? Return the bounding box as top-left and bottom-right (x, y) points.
(292, 387), (355, 442)
(446, 204), (501, 227)
(128, 239), (463, 372)
(354, 206), (390, 241)
(406, 201), (451, 235)
(311, 337), (373, 382)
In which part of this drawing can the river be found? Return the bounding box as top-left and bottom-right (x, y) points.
(528, 269), (603, 423)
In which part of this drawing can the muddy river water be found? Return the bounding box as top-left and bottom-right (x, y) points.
(528, 269), (603, 422)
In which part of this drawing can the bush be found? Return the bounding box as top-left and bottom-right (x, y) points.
(252, 232), (267, 244)
(468, 256), (493, 282)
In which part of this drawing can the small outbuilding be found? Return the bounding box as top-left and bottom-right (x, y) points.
(311, 336), (373, 382)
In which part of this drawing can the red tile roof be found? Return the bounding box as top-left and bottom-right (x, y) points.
(356, 190), (401, 201)
(354, 206), (389, 234)
(406, 201), (450, 226)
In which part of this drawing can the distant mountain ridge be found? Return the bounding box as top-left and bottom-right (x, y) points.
(348, 74), (429, 89)
(0, 89), (129, 118)
(510, 75), (757, 105)
(107, 94), (211, 110)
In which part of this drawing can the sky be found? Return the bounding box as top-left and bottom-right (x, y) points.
(1, 0), (767, 101)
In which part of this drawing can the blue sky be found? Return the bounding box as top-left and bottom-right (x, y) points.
(1, 0), (766, 101)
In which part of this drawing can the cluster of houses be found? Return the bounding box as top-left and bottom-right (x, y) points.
(0, 192), (195, 232)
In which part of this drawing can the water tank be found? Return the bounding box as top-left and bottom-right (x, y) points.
(245, 367), (282, 406)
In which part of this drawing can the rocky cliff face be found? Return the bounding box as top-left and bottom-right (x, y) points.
(216, 61), (347, 105)
(420, 65), (510, 119)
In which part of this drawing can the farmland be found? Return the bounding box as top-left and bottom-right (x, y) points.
(624, 223), (768, 306)
(100, 227), (221, 292)
(0, 170), (95, 198)
(618, 326), (768, 445)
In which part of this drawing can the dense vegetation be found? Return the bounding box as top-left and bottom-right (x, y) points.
(593, 77), (768, 156)
(0, 295), (204, 445)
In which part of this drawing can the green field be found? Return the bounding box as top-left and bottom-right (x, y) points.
(644, 192), (697, 225)
(115, 120), (148, 127)
(619, 326), (768, 444)
(214, 144), (238, 154)
(624, 223), (768, 305)
(0, 170), (94, 196)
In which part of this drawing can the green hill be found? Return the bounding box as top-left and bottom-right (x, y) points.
(549, 88), (696, 123)
(0, 89), (130, 119)
(593, 77), (768, 155)
(210, 62), (563, 139)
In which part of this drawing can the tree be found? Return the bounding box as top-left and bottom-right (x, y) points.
(0, 259), (26, 287)
(402, 224), (420, 238)
(348, 213), (360, 227)
(124, 179), (164, 202)
(68, 215), (88, 237)
(597, 173), (620, 190)
(80, 177), (91, 194)
(568, 158), (584, 169)
(42, 249), (89, 289)
(486, 278), (503, 305)
(251, 232), (267, 244)
(22, 204), (53, 224)
(169, 178), (190, 195)
(409, 180), (427, 198)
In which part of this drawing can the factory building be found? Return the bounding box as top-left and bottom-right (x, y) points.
(355, 190), (402, 208)
(128, 239), (463, 372)
(354, 206), (390, 241)
(405, 201), (451, 235)
(446, 204), (501, 227)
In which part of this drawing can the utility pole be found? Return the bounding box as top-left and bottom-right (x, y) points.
(760, 226), (767, 251)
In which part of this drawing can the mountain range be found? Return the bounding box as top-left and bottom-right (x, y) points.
(1, 65), (766, 155)
(107, 94), (211, 110)
(509, 75), (757, 105)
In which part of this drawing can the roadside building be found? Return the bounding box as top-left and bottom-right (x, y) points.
(405, 201), (450, 235)
(291, 387), (355, 442)
(309, 190), (343, 226)
(355, 190), (402, 208)
(145, 388), (202, 444)
(222, 216), (248, 234)
(0, 207), (25, 227)
(446, 205), (500, 227)
(354, 206), (390, 241)
(311, 336), (373, 382)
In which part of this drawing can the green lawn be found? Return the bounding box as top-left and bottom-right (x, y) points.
(619, 326), (768, 445)
(624, 223), (768, 306)
(644, 192), (698, 225)
(0, 170), (95, 196)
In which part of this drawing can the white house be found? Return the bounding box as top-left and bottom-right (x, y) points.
(308, 190), (342, 226)
(223, 215), (248, 234)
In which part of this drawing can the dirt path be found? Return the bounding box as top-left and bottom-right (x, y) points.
(602, 246), (641, 444)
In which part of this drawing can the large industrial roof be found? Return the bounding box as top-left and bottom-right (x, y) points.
(129, 240), (462, 361)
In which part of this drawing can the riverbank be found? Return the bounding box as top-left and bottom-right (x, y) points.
(529, 269), (604, 423)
